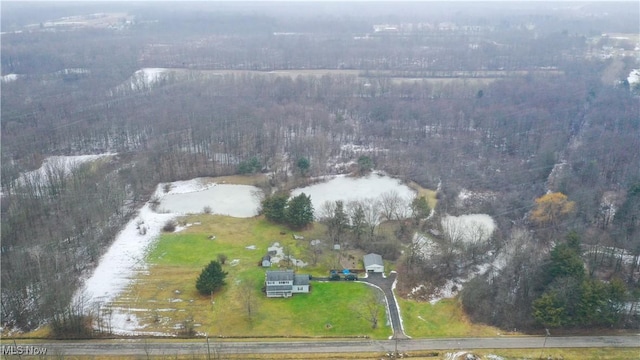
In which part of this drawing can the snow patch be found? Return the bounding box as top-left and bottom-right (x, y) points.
(628, 69), (640, 85)
(19, 154), (116, 186)
(441, 214), (495, 244)
(267, 242), (308, 267)
(1, 73), (19, 82)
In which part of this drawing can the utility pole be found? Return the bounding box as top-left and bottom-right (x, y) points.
(206, 335), (212, 360)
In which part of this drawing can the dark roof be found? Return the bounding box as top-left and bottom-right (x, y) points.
(266, 270), (294, 282)
(294, 274), (309, 286)
(262, 255), (271, 261)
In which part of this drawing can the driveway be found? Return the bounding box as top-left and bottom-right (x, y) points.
(361, 271), (408, 339)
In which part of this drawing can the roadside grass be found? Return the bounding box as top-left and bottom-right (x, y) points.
(118, 215), (391, 338)
(398, 297), (502, 338)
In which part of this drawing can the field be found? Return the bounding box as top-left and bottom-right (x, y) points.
(398, 298), (502, 338)
(113, 215), (391, 338)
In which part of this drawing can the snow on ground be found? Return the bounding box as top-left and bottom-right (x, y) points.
(159, 181), (261, 217)
(127, 68), (169, 91)
(290, 171), (415, 218)
(628, 69), (640, 85)
(19, 154), (116, 185)
(267, 242), (308, 267)
(441, 214), (495, 243)
(1, 73), (19, 82)
(76, 193), (175, 310)
(76, 178), (261, 334)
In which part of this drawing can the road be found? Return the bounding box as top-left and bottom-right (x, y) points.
(3, 336), (638, 357)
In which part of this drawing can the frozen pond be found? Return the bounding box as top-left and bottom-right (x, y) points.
(290, 172), (415, 216)
(159, 183), (260, 218)
(441, 214), (495, 243)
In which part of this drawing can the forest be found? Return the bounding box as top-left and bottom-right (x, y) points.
(1, 1), (639, 334)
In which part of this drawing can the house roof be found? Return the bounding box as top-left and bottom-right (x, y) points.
(363, 253), (383, 267)
(262, 255), (271, 261)
(294, 274), (309, 286)
(266, 270), (294, 282)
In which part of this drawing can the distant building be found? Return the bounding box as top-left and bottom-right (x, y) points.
(363, 253), (384, 273)
(261, 255), (272, 267)
(265, 270), (310, 298)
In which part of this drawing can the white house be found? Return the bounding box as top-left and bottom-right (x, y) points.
(265, 270), (310, 298)
(363, 253), (384, 273)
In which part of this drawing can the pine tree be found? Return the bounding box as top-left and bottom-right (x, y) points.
(286, 193), (314, 229)
(196, 261), (228, 295)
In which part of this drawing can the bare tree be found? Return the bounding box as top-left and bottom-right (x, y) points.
(237, 279), (259, 324)
(353, 289), (386, 329)
(359, 199), (382, 239)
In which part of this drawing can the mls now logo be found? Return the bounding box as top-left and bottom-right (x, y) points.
(2, 345), (48, 356)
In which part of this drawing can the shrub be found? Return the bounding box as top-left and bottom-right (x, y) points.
(162, 220), (176, 232)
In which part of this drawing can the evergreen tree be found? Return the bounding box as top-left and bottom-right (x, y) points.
(196, 261), (228, 295)
(296, 157), (310, 176)
(261, 193), (289, 223)
(286, 193), (314, 229)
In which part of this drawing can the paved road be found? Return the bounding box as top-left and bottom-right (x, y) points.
(3, 336), (638, 356)
(360, 272), (408, 339)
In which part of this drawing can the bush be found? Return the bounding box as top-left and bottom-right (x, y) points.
(50, 305), (95, 339)
(162, 220), (176, 232)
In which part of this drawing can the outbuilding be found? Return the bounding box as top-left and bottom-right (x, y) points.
(363, 253), (384, 273)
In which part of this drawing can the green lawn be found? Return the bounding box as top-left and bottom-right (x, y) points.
(117, 215), (392, 338)
(398, 297), (502, 338)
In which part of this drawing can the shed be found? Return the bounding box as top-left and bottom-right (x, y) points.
(261, 255), (272, 267)
(363, 253), (384, 273)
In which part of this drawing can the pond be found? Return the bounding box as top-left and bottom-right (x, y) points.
(158, 182), (261, 217)
(291, 172), (416, 217)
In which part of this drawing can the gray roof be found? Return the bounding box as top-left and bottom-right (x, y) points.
(364, 253), (383, 267)
(266, 270), (294, 282)
(294, 274), (309, 286)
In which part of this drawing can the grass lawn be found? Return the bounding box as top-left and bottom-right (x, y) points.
(398, 297), (502, 338)
(116, 215), (392, 338)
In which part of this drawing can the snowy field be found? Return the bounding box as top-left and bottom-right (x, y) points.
(75, 178), (261, 334)
(290, 172), (416, 217)
(19, 154), (116, 185)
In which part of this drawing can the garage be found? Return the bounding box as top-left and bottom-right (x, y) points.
(363, 253), (384, 273)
